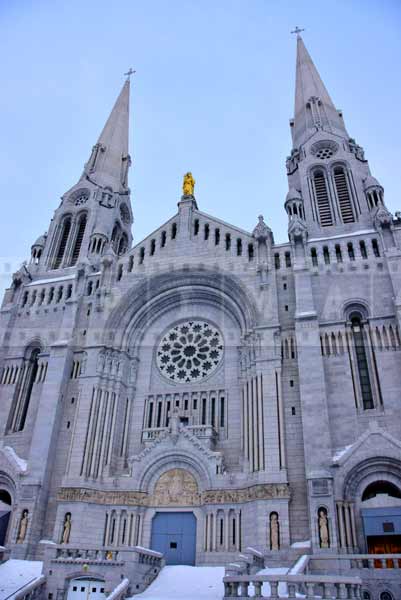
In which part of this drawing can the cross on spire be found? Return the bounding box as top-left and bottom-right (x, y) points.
(124, 68), (136, 80)
(291, 26), (305, 37)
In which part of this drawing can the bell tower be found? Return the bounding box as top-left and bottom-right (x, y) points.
(285, 34), (391, 239)
(33, 77), (134, 275)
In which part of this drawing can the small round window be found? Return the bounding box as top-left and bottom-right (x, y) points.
(156, 320), (224, 383)
(310, 140), (338, 160)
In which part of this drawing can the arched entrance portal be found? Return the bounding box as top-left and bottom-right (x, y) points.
(150, 469), (198, 565)
(0, 490), (12, 546)
(360, 480), (401, 554)
(67, 578), (106, 600)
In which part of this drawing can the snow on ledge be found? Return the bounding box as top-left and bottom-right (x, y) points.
(134, 546), (163, 558)
(291, 540), (311, 549)
(2, 445), (28, 473)
(332, 444), (354, 463)
(246, 547), (263, 557)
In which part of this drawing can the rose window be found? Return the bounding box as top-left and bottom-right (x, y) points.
(156, 320), (224, 383)
(310, 140), (338, 160)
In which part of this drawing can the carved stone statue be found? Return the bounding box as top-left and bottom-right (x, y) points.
(318, 509), (330, 548)
(17, 509), (28, 543)
(183, 172), (195, 196)
(270, 512), (280, 550)
(61, 512), (72, 544)
(153, 468), (199, 506)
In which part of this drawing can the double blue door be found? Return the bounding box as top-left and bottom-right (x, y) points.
(151, 512), (196, 565)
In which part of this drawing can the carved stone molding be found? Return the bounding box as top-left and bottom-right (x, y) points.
(57, 482), (290, 507)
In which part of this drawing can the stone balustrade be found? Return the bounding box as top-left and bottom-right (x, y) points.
(12, 575), (46, 600)
(347, 553), (401, 569)
(105, 578), (130, 600)
(134, 545), (163, 566)
(142, 424), (217, 447)
(222, 573), (362, 599)
(53, 546), (122, 564)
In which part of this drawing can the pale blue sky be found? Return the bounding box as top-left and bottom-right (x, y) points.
(0, 0), (400, 295)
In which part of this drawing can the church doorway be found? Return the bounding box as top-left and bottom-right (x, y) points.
(66, 578), (106, 600)
(0, 490), (12, 546)
(151, 512), (197, 565)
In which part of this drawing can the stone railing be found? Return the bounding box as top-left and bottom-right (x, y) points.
(142, 424), (217, 447)
(347, 553), (401, 569)
(53, 545), (123, 564)
(105, 578), (130, 600)
(134, 545), (163, 567)
(222, 573), (362, 599)
(45, 544), (164, 599)
(7, 575), (46, 600)
(226, 547), (265, 576)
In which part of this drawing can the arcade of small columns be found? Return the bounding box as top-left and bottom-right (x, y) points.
(101, 506), (242, 553)
(336, 501), (358, 551)
(103, 509), (143, 547)
(204, 508), (242, 553)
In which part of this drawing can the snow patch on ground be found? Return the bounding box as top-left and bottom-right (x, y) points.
(0, 559), (43, 600)
(131, 566), (225, 600)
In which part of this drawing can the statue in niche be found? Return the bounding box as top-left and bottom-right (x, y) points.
(182, 172), (195, 197)
(61, 512), (72, 544)
(269, 512), (280, 550)
(16, 509), (29, 543)
(318, 508), (330, 548)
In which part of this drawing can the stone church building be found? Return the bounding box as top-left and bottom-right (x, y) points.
(0, 35), (400, 595)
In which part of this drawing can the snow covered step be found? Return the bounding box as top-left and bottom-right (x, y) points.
(0, 559), (43, 600)
(130, 565), (225, 600)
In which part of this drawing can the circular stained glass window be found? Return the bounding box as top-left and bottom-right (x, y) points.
(156, 320), (224, 383)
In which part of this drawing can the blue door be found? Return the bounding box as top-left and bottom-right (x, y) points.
(151, 512), (196, 565)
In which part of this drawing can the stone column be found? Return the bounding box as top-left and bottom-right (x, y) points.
(344, 503), (353, 552)
(224, 510), (230, 551)
(336, 502), (346, 550)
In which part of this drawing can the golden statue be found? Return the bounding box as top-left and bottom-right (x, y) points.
(183, 172), (195, 197)
(17, 510), (29, 543)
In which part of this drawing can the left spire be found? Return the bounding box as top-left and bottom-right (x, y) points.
(82, 78), (131, 192)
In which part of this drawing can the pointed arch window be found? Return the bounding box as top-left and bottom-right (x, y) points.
(9, 347), (41, 432)
(70, 213), (87, 266)
(333, 166), (355, 223)
(53, 217), (72, 269)
(350, 315), (374, 410)
(312, 170), (333, 227)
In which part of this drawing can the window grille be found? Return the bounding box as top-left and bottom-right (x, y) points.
(313, 171), (333, 226)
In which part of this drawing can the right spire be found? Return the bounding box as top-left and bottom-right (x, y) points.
(292, 35), (348, 148)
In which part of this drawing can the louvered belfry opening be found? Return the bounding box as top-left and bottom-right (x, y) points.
(313, 171), (333, 227)
(70, 214), (87, 266)
(54, 217), (72, 269)
(334, 167), (355, 223)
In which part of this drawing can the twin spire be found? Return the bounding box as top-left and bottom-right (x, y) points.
(80, 36), (347, 191)
(82, 78), (131, 192)
(292, 35), (348, 148)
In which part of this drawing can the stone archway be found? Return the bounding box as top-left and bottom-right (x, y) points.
(150, 469), (198, 565)
(0, 488), (12, 546)
(343, 457), (401, 552)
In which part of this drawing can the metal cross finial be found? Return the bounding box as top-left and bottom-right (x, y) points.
(124, 68), (136, 80)
(291, 26), (305, 36)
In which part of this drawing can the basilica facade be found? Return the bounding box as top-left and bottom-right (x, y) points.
(0, 35), (401, 573)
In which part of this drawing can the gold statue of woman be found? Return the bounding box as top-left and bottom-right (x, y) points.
(183, 172), (195, 196)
